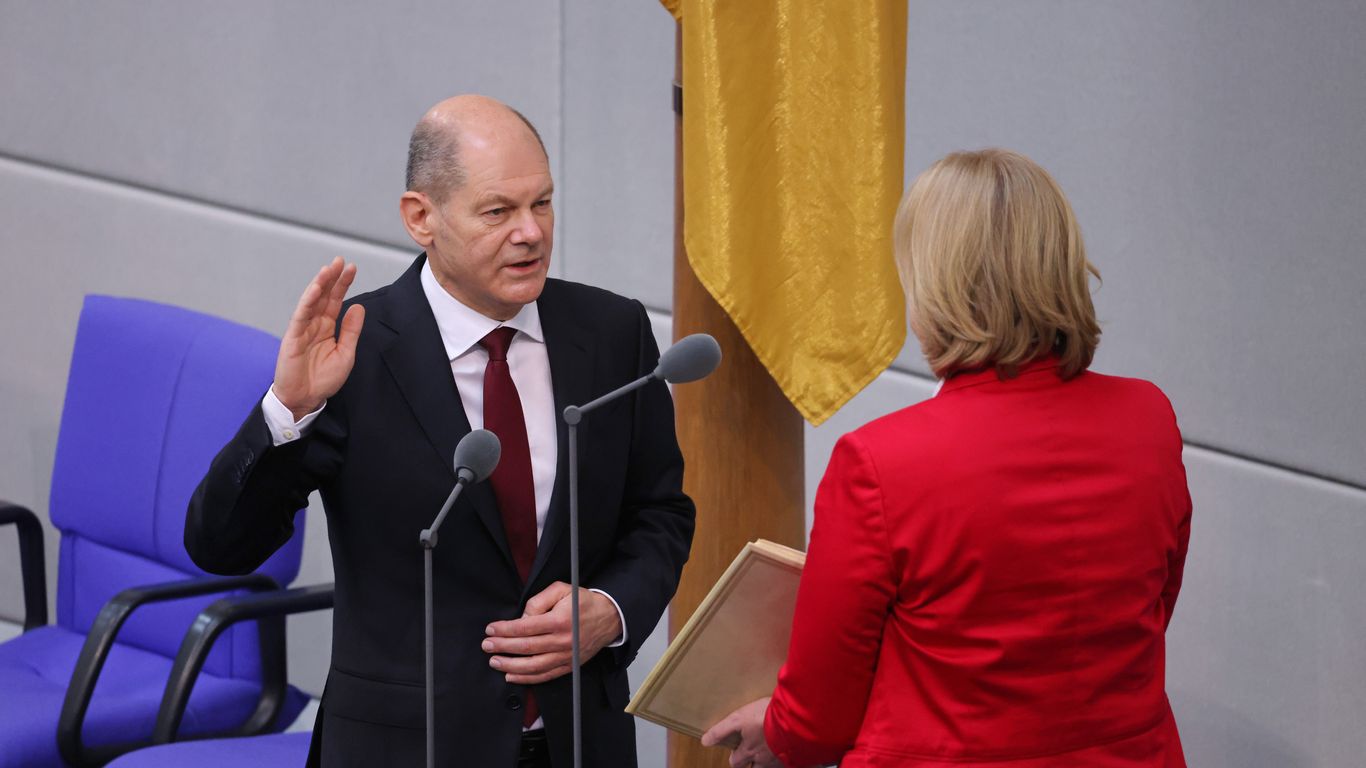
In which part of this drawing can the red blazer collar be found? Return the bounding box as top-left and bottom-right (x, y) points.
(938, 355), (1065, 396)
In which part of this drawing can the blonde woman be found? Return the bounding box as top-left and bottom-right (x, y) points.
(703, 149), (1191, 767)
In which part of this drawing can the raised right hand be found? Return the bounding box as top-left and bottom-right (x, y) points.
(272, 257), (366, 421)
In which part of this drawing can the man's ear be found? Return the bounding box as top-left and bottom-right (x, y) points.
(399, 191), (437, 248)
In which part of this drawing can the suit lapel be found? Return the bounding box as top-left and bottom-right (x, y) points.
(526, 280), (595, 593)
(375, 255), (517, 577)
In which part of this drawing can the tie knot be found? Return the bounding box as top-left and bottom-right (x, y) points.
(479, 326), (517, 361)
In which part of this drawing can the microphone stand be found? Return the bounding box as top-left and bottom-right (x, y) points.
(420, 475), (476, 768)
(559, 332), (719, 768)
(562, 374), (657, 768)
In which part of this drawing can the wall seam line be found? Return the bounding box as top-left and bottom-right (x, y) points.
(0, 151), (413, 256)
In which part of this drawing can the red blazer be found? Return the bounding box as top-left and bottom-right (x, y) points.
(765, 358), (1191, 767)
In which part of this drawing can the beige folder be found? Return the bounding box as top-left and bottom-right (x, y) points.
(626, 539), (805, 739)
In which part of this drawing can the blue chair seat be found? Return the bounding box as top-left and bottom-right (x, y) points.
(105, 732), (314, 767)
(0, 625), (307, 768)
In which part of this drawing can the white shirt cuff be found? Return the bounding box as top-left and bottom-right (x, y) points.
(588, 588), (628, 648)
(262, 387), (325, 446)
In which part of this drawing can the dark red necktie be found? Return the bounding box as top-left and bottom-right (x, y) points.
(477, 326), (540, 727)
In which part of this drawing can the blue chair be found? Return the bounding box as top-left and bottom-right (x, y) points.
(0, 295), (309, 767)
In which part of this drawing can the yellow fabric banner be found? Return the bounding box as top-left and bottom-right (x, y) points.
(663, 0), (908, 425)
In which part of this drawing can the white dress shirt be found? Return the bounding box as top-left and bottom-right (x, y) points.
(418, 261), (557, 542)
(261, 262), (627, 724)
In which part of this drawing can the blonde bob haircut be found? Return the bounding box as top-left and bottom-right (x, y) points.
(893, 148), (1101, 381)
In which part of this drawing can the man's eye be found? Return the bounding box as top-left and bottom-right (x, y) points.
(484, 207), (507, 217)
(533, 199), (551, 209)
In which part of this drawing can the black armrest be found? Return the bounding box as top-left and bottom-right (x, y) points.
(152, 583), (334, 744)
(0, 500), (48, 631)
(56, 573), (279, 767)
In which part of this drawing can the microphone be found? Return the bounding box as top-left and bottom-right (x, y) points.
(453, 428), (502, 484)
(563, 334), (722, 426)
(561, 333), (721, 768)
(654, 332), (723, 384)
(420, 430), (501, 548)
(421, 429), (500, 768)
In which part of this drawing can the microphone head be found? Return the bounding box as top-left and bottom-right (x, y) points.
(454, 429), (501, 483)
(654, 333), (722, 384)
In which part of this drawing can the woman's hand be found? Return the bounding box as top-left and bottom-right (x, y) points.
(701, 697), (783, 768)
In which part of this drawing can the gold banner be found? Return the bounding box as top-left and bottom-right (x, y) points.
(665, 0), (908, 424)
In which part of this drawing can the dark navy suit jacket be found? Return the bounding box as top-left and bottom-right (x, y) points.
(186, 255), (695, 767)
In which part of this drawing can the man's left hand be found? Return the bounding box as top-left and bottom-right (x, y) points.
(482, 581), (623, 685)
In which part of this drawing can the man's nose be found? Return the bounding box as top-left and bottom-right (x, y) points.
(509, 208), (543, 246)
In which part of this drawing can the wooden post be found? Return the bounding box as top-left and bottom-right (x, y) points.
(668, 27), (807, 768)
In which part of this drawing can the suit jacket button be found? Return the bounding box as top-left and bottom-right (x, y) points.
(505, 694), (522, 711)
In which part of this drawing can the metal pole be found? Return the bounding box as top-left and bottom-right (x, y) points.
(563, 379), (656, 768)
(567, 415), (582, 768)
(424, 545), (435, 768)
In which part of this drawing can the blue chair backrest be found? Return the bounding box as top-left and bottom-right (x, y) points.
(47, 295), (304, 682)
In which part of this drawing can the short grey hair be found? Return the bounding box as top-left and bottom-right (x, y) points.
(404, 107), (547, 202)
(404, 120), (463, 201)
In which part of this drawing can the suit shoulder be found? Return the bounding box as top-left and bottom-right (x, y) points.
(539, 278), (647, 328)
(342, 282), (395, 310)
(335, 283), (399, 353)
(541, 278), (641, 310)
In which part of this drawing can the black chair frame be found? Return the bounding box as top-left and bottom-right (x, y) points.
(149, 583), (335, 745)
(56, 573), (281, 767)
(0, 501), (48, 631)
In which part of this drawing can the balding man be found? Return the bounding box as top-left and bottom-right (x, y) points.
(186, 95), (696, 768)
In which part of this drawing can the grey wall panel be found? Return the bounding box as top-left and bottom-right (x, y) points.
(1168, 450), (1366, 767)
(0, 1), (563, 251)
(0, 156), (431, 691)
(560, 0), (677, 311)
(902, 1), (1366, 484)
(0, 158), (413, 338)
(0, 375), (60, 636)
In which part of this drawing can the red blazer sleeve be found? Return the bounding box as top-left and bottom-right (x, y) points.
(1161, 473), (1193, 629)
(1158, 396), (1192, 630)
(765, 433), (894, 767)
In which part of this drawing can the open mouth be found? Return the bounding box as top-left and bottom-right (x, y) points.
(506, 257), (541, 271)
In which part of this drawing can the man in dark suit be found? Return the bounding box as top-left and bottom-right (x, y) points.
(185, 95), (695, 767)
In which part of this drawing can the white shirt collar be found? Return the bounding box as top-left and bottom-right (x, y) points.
(420, 259), (545, 361)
